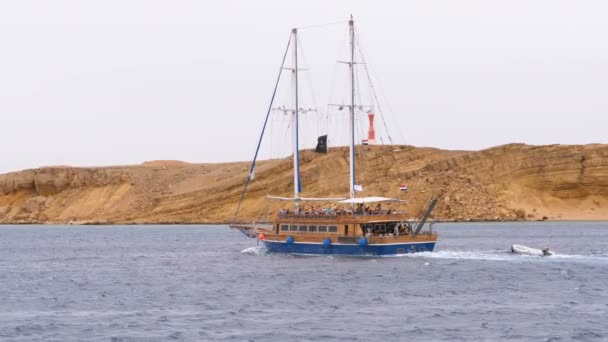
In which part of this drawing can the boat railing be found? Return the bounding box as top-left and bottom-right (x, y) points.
(277, 210), (407, 218)
(364, 230), (437, 238)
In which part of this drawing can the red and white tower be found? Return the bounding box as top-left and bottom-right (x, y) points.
(367, 112), (376, 144)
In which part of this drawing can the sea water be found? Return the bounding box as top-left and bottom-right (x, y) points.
(0, 222), (607, 341)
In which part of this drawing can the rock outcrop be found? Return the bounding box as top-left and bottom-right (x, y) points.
(1, 144), (607, 224)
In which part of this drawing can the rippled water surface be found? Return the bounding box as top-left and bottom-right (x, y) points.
(1, 222), (607, 341)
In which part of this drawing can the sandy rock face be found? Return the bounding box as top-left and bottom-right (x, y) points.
(0, 144), (607, 224)
(0, 168), (131, 196)
(21, 196), (48, 213)
(33, 170), (71, 195)
(0, 170), (36, 194)
(34, 168), (130, 195)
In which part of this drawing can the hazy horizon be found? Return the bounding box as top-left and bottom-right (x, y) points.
(1, 1), (607, 174)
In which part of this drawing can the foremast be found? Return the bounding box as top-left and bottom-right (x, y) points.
(348, 16), (356, 202)
(291, 28), (302, 212)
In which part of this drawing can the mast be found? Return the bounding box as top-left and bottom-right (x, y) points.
(348, 16), (356, 201)
(292, 28), (301, 212)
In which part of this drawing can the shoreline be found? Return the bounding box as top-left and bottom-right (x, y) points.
(1, 218), (608, 226)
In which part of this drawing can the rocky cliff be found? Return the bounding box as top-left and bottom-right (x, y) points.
(1, 144), (607, 224)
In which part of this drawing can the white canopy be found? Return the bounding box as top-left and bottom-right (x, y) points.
(338, 196), (403, 204)
(266, 195), (403, 203)
(266, 196), (347, 202)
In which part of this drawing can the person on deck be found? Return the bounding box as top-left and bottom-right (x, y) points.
(374, 203), (382, 214)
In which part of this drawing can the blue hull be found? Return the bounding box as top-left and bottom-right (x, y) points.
(262, 240), (436, 256)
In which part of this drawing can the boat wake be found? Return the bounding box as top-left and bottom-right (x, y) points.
(402, 250), (608, 264)
(240, 246), (268, 256)
(240, 247), (608, 264)
(403, 250), (516, 262)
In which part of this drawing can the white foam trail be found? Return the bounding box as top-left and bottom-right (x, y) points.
(403, 250), (515, 262)
(401, 250), (608, 264)
(548, 253), (608, 264)
(240, 247), (608, 263)
(240, 246), (268, 256)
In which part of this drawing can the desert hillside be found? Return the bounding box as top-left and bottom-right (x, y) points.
(1, 143), (607, 224)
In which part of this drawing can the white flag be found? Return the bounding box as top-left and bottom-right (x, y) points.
(354, 184), (363, 192)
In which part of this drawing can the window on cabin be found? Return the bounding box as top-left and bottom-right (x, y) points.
(290, 225), (298, 231)
(309, 225), (317, 232)
(299, 225), (307, 232)
(318, 226), (328, 232)
(375, 224), (387, 233)
(281, 225), (289, 232)
(328, 226), (338, 233)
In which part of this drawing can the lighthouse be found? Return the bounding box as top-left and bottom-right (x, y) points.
(367, 111), (376, 145)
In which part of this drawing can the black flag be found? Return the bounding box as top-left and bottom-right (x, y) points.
(315, 135), (328, 153)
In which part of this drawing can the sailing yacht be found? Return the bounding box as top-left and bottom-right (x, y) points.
(231, 17), (438, 256)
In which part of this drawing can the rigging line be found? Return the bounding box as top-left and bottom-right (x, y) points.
(324, 26), (349, 138)
(233, 34), (292, 220)
(269, 105), (274, 158)
(355, 67), (365, 145)
(334, 26), (354, 147)
(355, 30), (393, 144)
(297, 35), (322, 138)
(253, 178), (272, 197)
(283, 115), (291, 152)
(355, 28), (397, 145)
(296, 20), (348, 30)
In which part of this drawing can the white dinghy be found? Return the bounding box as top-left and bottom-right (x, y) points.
(511, 244), (552, 256)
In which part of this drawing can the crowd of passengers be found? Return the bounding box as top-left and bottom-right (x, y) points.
(365, 224), (414, 237)
(278, 203), (395, 216)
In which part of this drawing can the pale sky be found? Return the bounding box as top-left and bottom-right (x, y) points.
(1, 1), (607, 174)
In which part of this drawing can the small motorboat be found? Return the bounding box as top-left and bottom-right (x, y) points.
(511, 244), (552, 256)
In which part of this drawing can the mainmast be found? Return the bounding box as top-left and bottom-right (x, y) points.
(291, 28), (301, 212)
(348, 16), (356, 201)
